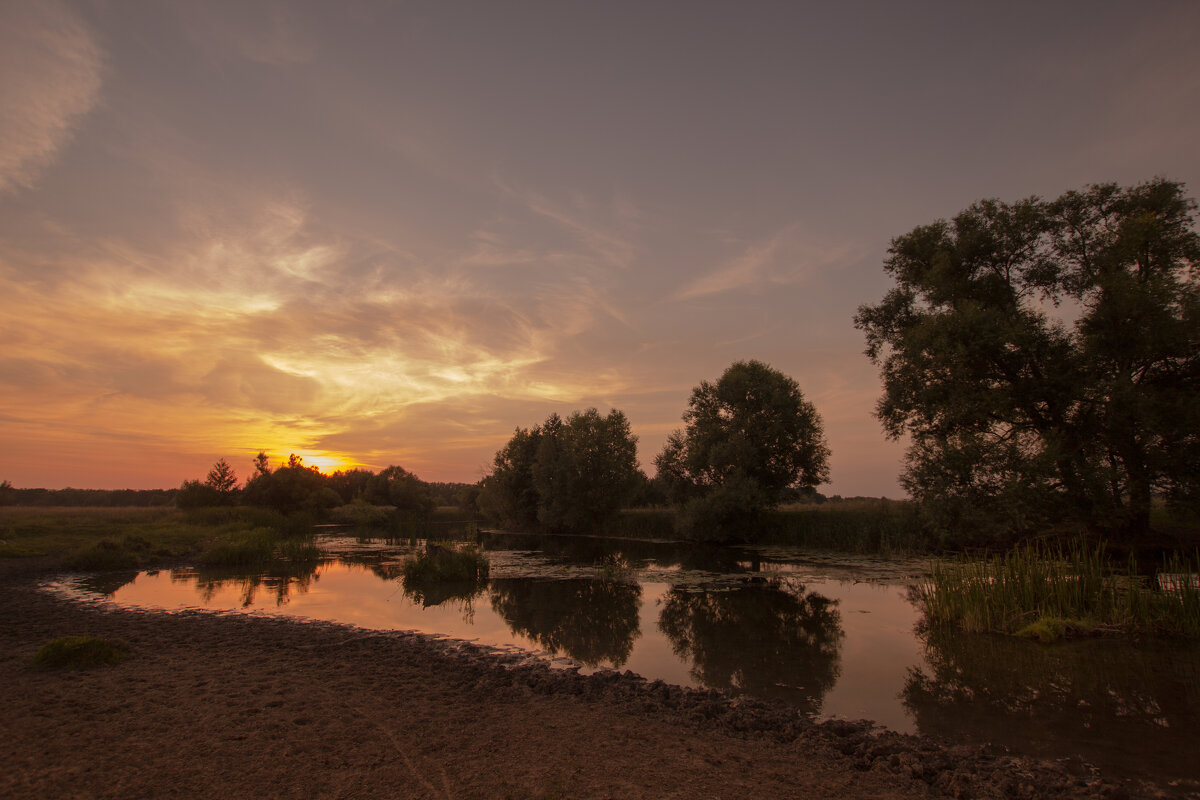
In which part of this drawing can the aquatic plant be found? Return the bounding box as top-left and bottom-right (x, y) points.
(33, 636), (130, 669)
(916, 541), (1200, 638)
(402, 543), (489, 584)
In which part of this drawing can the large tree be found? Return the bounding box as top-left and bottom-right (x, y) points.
(855, 178), (1200, 537)
(655, 360), (830, 539)
(479, 408), (642, 533)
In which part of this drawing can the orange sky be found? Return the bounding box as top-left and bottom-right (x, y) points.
(2, 1), (1198, 494)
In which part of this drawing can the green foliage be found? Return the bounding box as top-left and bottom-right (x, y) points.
(174, 479), (225, 510)
(856, 178), (1200, 538)
(0, 479), (14, 506)
(33, 636), (130, 669)
(655, 360), (830, 541)
(368, 465), (435, 512)
(198, 529), (278, 567)
(328, 499), (393, 528)
(63, 539), (141, 571)
(401, 544), (490, 583)
(916, 541), (1200, 638)
(478, 425), (546, 528)
(400, 545), (490, 608)
(241, 454), (340, 515)
(480, 409), (642, 533)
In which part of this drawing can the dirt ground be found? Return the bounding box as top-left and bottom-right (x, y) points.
(0, 569), (1172, 800)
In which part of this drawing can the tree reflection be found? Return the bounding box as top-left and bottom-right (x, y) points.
(658, 578), (842, 715)
(172, 559), (324, 608)
(489, 578), (642, 667)
(904, 627), (1200, 783)
(401, 574), (488, 622)
(74, 570), (140, 597)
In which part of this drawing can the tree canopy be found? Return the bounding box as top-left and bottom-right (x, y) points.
(654, 360), (830, 539)
(479, 408), (642, 533)
(854, 178), (1200, 537)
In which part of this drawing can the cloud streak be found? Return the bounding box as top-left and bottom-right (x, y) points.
(0, 0), (103, 194)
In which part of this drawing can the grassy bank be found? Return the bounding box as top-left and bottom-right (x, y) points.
(0, 506), (312, 572)
(916, 540), (1200, 639)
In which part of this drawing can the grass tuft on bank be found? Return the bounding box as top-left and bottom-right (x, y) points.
(916, 541), (1200, 639)
(33, 636), (130, 670)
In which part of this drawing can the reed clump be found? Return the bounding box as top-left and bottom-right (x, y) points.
(916, 541), (1200, 639)
(402, 544), (490, 583)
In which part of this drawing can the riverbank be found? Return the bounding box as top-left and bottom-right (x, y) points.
(0, 567), (1177, 800)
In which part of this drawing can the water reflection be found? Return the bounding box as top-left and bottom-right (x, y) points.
(480, 532), (761, 576)
(904, 627), (1200, 782)
(401, 575), (488, 623)
(490, 578), (642, 667)
(658, 578), (843, 715)
(177, 559), (326, 607)
(73, 569), (141, 597)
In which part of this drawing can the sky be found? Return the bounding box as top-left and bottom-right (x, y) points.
(2, 1), (1199, 495)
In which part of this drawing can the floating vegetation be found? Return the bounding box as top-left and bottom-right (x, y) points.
(594, 553), (634, 583)
(33, 636), (130, 670)
(402, 543), (490, 584)
(400, 543), (490, 613)
(916, 541), (1200, 639)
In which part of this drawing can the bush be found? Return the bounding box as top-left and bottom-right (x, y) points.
(63, 539), (140, 571)
(402, 545), (489, 583)
(33, 636), (130, 669)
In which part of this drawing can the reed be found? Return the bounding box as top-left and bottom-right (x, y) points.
(916, 541), (1200, 639)
(402, 544), (490, 583)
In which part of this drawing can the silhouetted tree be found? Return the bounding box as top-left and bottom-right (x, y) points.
(479, 425), (544, 528)
(368, 465), (434, 512)
(532, 408), (641, 532)
(204, 458), (238, 496)
(242, 454), (340, 514)
(326, 468), (376, 504)
(855, 178), (1200, 537)
(480, 408), (642, 532)
(655, 360), (830, 540)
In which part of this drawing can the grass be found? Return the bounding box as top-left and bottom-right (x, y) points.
(916, 540), (1200, 639)
(0, 506), (326, 572)
(33, 636), (130, 669)
(402, 544), (490, 583)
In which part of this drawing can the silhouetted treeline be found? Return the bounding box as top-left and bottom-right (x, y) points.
(2, 487), (178, 507)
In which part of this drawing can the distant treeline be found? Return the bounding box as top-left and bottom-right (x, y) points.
(1, 487), (178, 507)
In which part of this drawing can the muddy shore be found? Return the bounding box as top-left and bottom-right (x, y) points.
(0, 568), (1182, 800)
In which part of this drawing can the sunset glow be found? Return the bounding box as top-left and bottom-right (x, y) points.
(2, 2), (1197, 493)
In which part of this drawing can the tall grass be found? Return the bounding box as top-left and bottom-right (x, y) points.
(916, 541), (1200, 639)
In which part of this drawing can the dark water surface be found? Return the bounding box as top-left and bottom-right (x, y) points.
(52, 532), (1200, 786)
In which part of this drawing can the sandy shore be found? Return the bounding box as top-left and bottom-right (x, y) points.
(0, 569), (1170, 800)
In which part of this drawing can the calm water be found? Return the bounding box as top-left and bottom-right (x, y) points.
(52, 532), (1200, 786)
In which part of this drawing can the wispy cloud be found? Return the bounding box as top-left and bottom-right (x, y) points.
(0, 0), (104, 194)
(674, 224), (865, 300)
